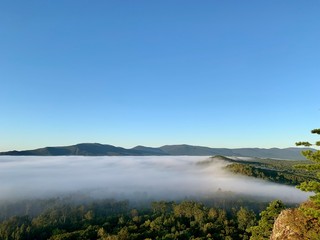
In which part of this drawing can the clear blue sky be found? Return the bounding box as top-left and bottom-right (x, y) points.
(1, 1), (319, 151)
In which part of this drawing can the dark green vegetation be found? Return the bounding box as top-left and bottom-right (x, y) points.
(294, 129), (320, 220)
(0, 143), (312, 159)
(0, 197), (289, 240)
(223, 157), (317, 186)
(249, 200), (285, 240)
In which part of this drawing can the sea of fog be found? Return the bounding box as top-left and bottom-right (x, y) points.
(0, 156), (311, 202)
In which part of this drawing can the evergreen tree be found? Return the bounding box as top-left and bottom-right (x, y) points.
(249, 200), (285, 240)
(236, 207), (256, 240)
(295, 128), (320, 219)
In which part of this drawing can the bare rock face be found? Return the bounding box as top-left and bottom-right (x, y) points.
(270, 209), (304, 240)
(270, 203), (320, 240)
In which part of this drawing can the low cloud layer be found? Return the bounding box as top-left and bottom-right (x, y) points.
(0, 156), (311, 202)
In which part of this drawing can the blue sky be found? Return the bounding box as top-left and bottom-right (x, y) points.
(1, 1), (319, 151)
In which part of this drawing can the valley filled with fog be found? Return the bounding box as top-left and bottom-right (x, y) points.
(0, 156), (311, 203)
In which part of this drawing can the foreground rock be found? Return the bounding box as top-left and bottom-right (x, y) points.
(270, 201), (320, 239)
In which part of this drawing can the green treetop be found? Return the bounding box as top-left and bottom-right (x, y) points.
(249, 200), (285, 240)
(295, 128), (320, 219)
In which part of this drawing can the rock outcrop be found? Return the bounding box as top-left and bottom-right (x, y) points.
(270, 202), (320, 240)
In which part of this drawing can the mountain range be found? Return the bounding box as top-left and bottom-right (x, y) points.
(0, 143), (310, 160)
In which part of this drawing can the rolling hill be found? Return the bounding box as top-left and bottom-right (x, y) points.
(0, 143), (311, 160)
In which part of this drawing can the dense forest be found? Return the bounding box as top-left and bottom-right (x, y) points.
(0, 196), (289, 240)
(213, 156), (317, 186)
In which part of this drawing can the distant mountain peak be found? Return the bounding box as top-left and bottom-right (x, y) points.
(0, 143), (313, 160)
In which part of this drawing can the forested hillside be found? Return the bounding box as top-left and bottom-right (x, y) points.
(218, 156), (317, 186)
(0, 144), (311, 160)
(0, 196), (290, 240)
